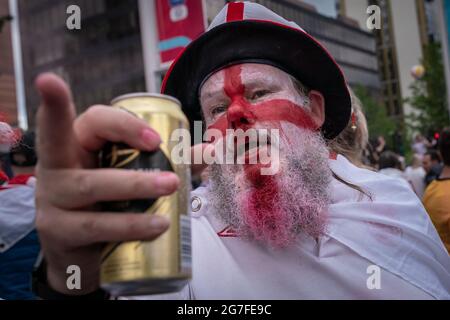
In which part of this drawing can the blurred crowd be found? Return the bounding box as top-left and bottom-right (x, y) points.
(329, 89), (450, 257)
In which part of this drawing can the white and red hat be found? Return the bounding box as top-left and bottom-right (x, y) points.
(162, 1), (351, 139)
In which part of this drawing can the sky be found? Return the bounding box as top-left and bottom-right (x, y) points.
(301, 0), (338, 18)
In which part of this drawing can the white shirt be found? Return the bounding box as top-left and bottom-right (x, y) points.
(378, 168), (408, 182)
(131, 155), (450, 300)
(404, 166), (426, 199)
(0, 182), (36, 253)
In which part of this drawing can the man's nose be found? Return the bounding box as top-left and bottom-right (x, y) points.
(226, 100), (255, 129)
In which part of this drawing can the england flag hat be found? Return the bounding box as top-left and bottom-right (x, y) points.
(162, 1), (351, 139)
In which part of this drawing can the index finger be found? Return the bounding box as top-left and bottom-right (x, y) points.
(35, 73), (81, 169)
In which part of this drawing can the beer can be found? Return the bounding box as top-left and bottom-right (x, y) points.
(99, 93), (191, 297)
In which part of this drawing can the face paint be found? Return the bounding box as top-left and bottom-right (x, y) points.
(202, 64), (330, 248)
(202, 64), (317, 138)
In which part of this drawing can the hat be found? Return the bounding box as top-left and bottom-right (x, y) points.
(161, 1), (351, 139)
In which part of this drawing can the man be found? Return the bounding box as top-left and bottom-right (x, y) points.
(0, 128), (39, 299)
(0, 118), (17, 180)
(423, 150), (443, 186)
(405, 154), (426, 199)
(378, 151), (408, 182)
(9, 130), (37, 180)
(412, 134), (429, 156)
(33, 2), (450, 299)
(423, 128), (450, 254)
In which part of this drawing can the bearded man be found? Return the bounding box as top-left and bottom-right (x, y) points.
(33, 2), (450, 299)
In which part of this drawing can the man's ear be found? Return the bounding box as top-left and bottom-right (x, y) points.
(308, 90), (326, 129)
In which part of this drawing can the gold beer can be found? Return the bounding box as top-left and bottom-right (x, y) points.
(99, 93), (191, 297)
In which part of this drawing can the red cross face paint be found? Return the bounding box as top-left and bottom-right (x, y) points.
(200, 63), (318, 138)
(200, 63), (320, 177)
(201, 64), (332, 248)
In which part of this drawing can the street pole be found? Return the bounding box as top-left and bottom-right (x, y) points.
(138, 0), (161, 93)
(8, 0), (27, 130)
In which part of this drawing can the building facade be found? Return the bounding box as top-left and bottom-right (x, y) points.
(0, 0), (17, 126)
(10, 0), (380, 130)
(340, 0), (436, 122)
(17, 0), (146, 128)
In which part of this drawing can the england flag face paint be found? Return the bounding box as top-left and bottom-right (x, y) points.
(201, 63), (317, 134)
(200, 63), (332, 248)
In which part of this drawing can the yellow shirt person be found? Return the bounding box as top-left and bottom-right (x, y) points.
(423, 178), (450, 254)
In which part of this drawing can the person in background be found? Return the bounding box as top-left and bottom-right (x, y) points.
(412, 134), (430, 156)
(9, 130), (37, 182)
(366, 138), (380, 168)
(0, 120), (17, 180)
(405, 154), (426, 199)
(423, 150), (443, 186)
(0, 130), (40, 300)
(378, 151), (408, 182)
(423, 128), (450, 254)
(0, 153), (13, 180)
(375, 135), (387, 158)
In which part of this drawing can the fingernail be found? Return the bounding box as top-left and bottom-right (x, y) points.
(149, 215), (170, 230)
(141, 128), (161, 148)
(155, 172), (180, 190)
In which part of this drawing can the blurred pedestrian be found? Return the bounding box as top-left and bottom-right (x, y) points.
(366, 138), (380, 167)
(9, 130), (37, 183)
(378, 151), (408, 182)
(0, 130), (39, 300)
(0, 120), (17, 180)
(423, 128), (450, 254)
(405, 154), (426, 198)
(375, 135), (387, 157)
(412, 134), (430, 156)
(423, 150), (443, 186)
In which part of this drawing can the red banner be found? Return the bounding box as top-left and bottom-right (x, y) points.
(155, 0), (206, 64)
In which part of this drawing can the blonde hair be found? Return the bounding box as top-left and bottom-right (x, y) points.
(329, 87), (369, 168)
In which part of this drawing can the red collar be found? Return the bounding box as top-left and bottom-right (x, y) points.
(0, 170), (9, 184)
(0, 174), (34, 190)
(8, 174), (34, 185)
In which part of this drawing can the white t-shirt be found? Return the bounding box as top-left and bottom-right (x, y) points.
(0, 180), (36, 253)
(128, 155), (450, 300)
(404, 166), (426, 199)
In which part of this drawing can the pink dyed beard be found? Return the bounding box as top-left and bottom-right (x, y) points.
(208, 123), (332, 248)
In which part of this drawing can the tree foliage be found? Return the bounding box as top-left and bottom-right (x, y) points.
(406, 42), (449, 134)
(353, 85), (396, 142)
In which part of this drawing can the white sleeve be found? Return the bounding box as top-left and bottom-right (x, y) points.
(0, 185), (36, 253)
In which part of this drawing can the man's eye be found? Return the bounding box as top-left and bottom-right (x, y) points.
(211, 105), (227, 116)
(250, 90), (271, 101)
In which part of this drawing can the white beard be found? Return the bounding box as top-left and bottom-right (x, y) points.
(208, 123), (332, 248)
